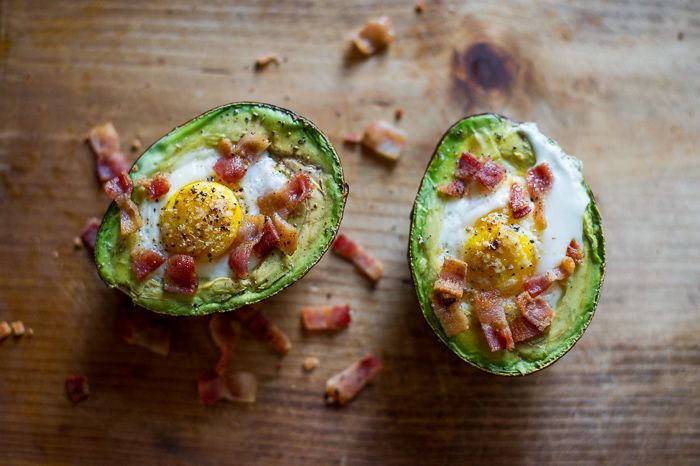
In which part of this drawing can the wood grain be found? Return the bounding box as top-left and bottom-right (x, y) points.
(1, 0), (699, 464)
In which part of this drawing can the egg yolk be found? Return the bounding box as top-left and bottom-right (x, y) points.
(159, 181), (242, 260)
(464, 209), (537, 295)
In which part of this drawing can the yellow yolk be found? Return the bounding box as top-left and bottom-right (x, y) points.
(159, 181), (242, 260)
(464, 209), (536, 295)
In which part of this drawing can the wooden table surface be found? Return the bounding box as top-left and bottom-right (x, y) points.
(1, 1), (699, 464)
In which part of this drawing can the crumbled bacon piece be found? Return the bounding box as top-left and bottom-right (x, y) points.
(472, 291), (514, 351)
(509, 183), (531, 219)
(394, 108), (404, 120)
(65, 375), (89, 404)
(523, 274), (553, 297)
(209, 313), (241, 375)
(80, 218), (101, 254)
(10, 321), (25, 336)
(103, 172), (133, 200)
(234, 306), (291, 355)
(510, 316), (541, 343)
(430, 294), (469, 337)
(87, 122), (131, 182)
(475, 158), (506, 190)
(130, 247), (166, 280)
(332, 234), (384, 282)
(233, 132), (270, 162)
(217, 138), (233, 156)
(526, 163), (554, 198)
(517, 291), (554, 331)
(115, 195), (142, 235)
(141, 172), (170, 200)
(455, 152), (482, 180)
(352, 16), (395, 56)
(361, 120), (406, 161)
(567, 239), (585, 264)
(415, 1), (425, 13)
(257, 172), (313, 217)
(228, 215), (265, 278)
(0, 321), (11, 340)
(214, 155), (248, 184)
(163, 254), (198, 295)
(303, 357), (320, 372)
(433, 257), (468, 299)
(198, 371), (257, 405)
(252, 217), (280, 258)
(551, 256), (576, 281)
(255, 54), (280, 70)
(116, 309), (172, 356)
(437, 179), (465, 198)
(271, 213), (298, 255)
(342, 133), (362, 144)
(301, 304), (352, 331)
(325, 355), (382, 406)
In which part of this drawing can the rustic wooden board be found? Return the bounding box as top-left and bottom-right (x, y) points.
(1, 0), (699, 464)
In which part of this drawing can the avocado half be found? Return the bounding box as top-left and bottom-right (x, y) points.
(95, 102), (347, 316)
(409, 113), (605, 375)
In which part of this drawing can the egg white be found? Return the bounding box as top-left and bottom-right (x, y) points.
(136, 149), (289, 281)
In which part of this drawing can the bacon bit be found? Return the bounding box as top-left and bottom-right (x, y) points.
(209, 314), (241, 375)
(257, 172), (313, 217)
(217, 138), (233, 156)
(235, 306), (291, 356)
(130, 248), (166, 281)
(115, 194), (142, 235)
(141, 172), (170, 200)
(434, 257), (468, 299)
(255, 53), (280, 70)
(430, 295), (469, 337)
(509, 183), (532, 219)
(362, 120), (406, 161)
(567, 239), (585, 264)
(551, 256), (576, 281)
(103, 172), (133, 200)
(96, 152), (131, 183)
(198, 371), (257, 405)
(252, 217), (280, 258)
(87, 122), (131, 182)
(131, 138), (141, 152)
(517, 291), (554, 331)
(475, 158), (506, 190)
(0, 321), (11, 340)
(80, 218), (101, 254)
(214, 155), (248, 184)
(271, 213), (298, 255)
(332, 234), (384, 282)
(472, 291), (514, 351)
(455, 152), (482, 180)
(163, 254), (198, 296)
(228, 215), (265, 278)
(301, 304), (352, 331)
(526, 162), (555, 198)
(10, 321), (25, 336)
(523, 274), (553, 298)
(26, 328), (34, 337)
(65, 375), (89, 404)
(342, 133), (362, 145)
(303, 357), (320, 372)
(394, 108), (404, 120)
(437, 179), (465, 198)
(233, 132), (270, 162)
(415, 1), (425, 13)
(325, 355), (382, 406)
(352, 16), (395, 56)
(510, 316), (541, 343)
(116, 309), (171, 356)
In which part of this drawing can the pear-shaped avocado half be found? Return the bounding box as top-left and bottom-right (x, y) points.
(95, 103), (347, 316)
(409, 114), (604, 375)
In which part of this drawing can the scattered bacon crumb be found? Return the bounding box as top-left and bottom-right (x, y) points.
(475, 158), (506, 191)
(523, 274), (553, 298)
(352, 16), (395, 56)
(433, 257), (468, 299)
(550, 256), (576, 281)
(80, 218), (101, 254)
(430, 295), (469, 337)
(217, 138), (233, 156)
(65, 375), (89, 404)
(415, 1), (425, 13)
(255, 54), (280, 70)
(455, 152), (482, 180)
(140, 172), (170, 200)
(10, 321), (25, 336)
(233, 132), (271, 162)
(163, 254), (198, 295)
(198, 371), (257, 405)
(73, 236), (83, 249)
(342, 133), (362, 145)
(509, 183), (532, 219)
(234, 306), (291, 356)
(26, 328), (34, 337)
(362, 120), (406, 161)
(209, 313), (241, 375)
(516, 291), (554, 331)
(526, 163), (555, 198)
(103, 172), (134, 200)
(87, 122), (131, 183)
(437, 179), (465, 198)
(394, 108), (404, 120)
(472, 291), (514, 351)
(301, 304), (352, 331)
(131, 138), (141, 151)
(115, 194), (142, 235)
(0, 321), (11, 340)
(332, 234), (384, 282)
(303, 357), (320, 372)
(130, 247), (166, 281)
(325, 355), (382, 406)
(271, 213), (298, 255)
(567, 239), (585, 264)
(116, 309), (172, 356)
(214, 155), (248, 184)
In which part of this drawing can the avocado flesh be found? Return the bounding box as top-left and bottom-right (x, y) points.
(409, 113), (605, 375)
(95, 102), (347, 316)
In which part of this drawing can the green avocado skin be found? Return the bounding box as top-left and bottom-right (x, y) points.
(408, 113), (605, 376)
(95, 102), (347, 316)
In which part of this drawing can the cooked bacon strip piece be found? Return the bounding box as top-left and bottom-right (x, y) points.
(526, 162), (554, 197)
(96, 152), (130, 183)
(517, 291), (554, 331)
(214, 155), (248, 184)
(550, 256), (576, 281)
(116, 308), (172, 356)
(65, 375), (89, 404)
(361, 120), (406, 161)
(198, 371), (257, 405)
(257, 172), (313, 217)
(252, 217), (280, 258)
(140, 172), (170, 200)
(332, 234), (384, 282)
(163, 254), (198, 295)
(271, 213), (298, 255)
(567, 239), (585, 264)
(209, 313), (241, 375)
(213, 132), (270, 183)
(325, 355), (382, 406)
(0, 321), (11, 340)
(342, 133), (362, 144)
(430, 294), (469, 337)
(228, 215), (265, 278)
(472, 291), (514, 351)
(87, 122), (131, 182)
(234, 306), (291, 355)
(437, 179), (465, 198)
(217, 137), (233, 156)
(455, 152), (482, 180)
(104, 172), (133, 200)
(510, 316), (541, 343)
(80, 218), (101, 254)
(254, 53), (280, 70)
(130, 247), (166, 280)
(509, 183), (532, 219)
(303, 357), (320, 371)
(115, 194), (142, 235)
(233, 132), (270, 162)
(352, 16), (395, 56)
(433, 257), (468, 299)
(475, 158), (506, 190)
(301, 304), (352, 331)
(523, 274), (553, 298)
